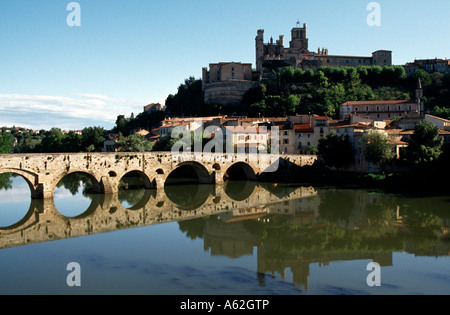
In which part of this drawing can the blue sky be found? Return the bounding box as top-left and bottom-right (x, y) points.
(0, 0), (449, 130)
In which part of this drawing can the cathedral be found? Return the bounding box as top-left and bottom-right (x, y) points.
(256, 22), (392, 78)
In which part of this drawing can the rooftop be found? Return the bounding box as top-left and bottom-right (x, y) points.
(294, 124), (313, 132)
(341, 100), (414, 106)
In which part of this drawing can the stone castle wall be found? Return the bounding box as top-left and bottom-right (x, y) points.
(204, 81), (254, 106)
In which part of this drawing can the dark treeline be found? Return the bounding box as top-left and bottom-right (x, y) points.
(0, 108), (166, 154)
(8, 126), (107, 153)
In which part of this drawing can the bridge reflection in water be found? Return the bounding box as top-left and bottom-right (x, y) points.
(0, 181), (318, 250)
(1, 176), (450, 293)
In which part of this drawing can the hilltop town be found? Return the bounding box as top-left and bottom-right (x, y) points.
(129, 24), (450, 174)
(1, 23), (450, 177)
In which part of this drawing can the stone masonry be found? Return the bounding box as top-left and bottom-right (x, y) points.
(0, 152), (318, 199)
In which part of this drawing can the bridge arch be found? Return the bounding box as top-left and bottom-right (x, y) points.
(164, 184), (213, 210)
(116, 171), (153, 211)
(55, 194), (104, 219)
(166, 161), (213, 185)
(53, 170), (103, 196)
(0, 199), (41, 230)
(0, 168), (39, 199)
(223, 180), (256, 201)
(223, 162), (257, 181)
(118, 170), (153, 190)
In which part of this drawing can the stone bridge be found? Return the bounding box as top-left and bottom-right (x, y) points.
(0, 183), (318, 250)
(0, 152), (319, 199)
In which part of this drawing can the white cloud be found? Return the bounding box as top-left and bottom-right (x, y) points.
(0, 93), (147, 130)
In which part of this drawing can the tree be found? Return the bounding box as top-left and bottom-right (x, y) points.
(0, 173), (13, 190)
(38, 128), (64, 153)
(116, 133), (153, 152)
(0, 133), (15, 154)
(165, 77), (204, 116)
(14, 132), (41, 153)
(431, 106), (450, 120)
(242, 83), (266, 110)
(360, 130), (396, 171)
(81, 126), (106, 152)
(248, 100), (267, 117)
(114, 115), (132, 136)
(318, 133), (354, 170)
(405, 120), (443, 166)
(61, 131), (82, 152)
(305, 144), (319, 154)
(285, 94), (301, 114)
(152, 133), (180, 151)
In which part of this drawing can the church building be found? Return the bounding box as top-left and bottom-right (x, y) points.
(255, 22), (392, 78)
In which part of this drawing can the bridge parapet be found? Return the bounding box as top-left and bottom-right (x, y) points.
(0, 152), (319, 199)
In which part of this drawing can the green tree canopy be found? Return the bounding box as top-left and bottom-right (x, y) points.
(116, 133), (153, 152)
(81, 126), (106, 152)
(405, 120), (443, 166)
(360, 130), (396, 170)
(38, 128), (65, 153)
(0, 133), (15, 154)
(165, 77), (206, 117)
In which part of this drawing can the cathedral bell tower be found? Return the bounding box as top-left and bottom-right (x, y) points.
(289, 22), (308, 50)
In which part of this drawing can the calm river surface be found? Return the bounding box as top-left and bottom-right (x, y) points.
(0, 173), (449, 295)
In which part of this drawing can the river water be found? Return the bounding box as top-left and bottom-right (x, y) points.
(0, 173), (449, 295)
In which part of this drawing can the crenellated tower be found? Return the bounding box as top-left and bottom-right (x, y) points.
(289, 23), (308, 50)
(255, 29), (265, 72)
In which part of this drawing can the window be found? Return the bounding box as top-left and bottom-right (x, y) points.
(283, 139), (289, 144)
